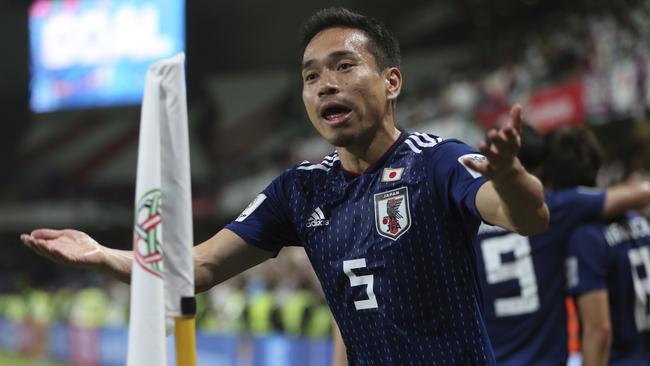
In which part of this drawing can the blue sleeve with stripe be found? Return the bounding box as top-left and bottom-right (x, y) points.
(428, 140), (488, 221)
(546, 188), (606, 234)
(225, 170), (301, 255)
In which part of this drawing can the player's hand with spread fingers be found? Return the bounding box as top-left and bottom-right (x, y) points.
(464, 104), (524, 179)
(469, 103), (549, 236)
(20, 228), (108, 268)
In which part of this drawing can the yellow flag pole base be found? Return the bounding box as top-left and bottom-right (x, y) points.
(175, 316), (197, 366)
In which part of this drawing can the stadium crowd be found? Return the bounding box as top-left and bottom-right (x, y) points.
(0, 246), (332, 339)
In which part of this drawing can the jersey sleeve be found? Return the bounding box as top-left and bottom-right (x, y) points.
(225, 170), (301, 256)
(548, 188), (606, 233)
(429, 140), (488, 221)
(566, 224), (608, 296)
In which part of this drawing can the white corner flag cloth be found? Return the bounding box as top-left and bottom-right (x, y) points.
(127, 52), (194, 366)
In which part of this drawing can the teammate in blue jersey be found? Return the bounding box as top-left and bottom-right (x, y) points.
(475, 126), (650, 365)
(21, 8), (551, 365)
(567, 212), (650, 366)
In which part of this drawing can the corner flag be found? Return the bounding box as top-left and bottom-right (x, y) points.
(127, 53), (196, 366)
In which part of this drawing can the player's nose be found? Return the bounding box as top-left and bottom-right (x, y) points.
(318, 72), (339, 98)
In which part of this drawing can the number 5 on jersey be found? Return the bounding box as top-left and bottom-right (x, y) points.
(343, 258), (378, 310)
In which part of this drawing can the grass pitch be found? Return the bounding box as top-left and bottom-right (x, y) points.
(0, 351), (68, 366)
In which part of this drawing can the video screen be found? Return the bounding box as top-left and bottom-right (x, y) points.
(29, 0), (185, 113)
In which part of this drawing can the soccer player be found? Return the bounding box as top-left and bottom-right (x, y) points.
(567, 209), (650, 365)
(475, 126), (650, 365)
(21, 8), (550, 364)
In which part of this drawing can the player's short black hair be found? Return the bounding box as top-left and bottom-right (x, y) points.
(518, 123), (547, 172)
(300, 7), (401, 71)
(542, 126), (604, 189)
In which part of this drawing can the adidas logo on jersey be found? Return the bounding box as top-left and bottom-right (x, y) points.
(306, 207), (330, 227)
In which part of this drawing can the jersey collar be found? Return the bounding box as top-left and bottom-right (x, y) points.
(340, 130), (408, 178)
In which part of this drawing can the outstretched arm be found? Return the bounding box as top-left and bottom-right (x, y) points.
(602, 180), (650, 219)
(20, 227), (274, 292)
(467, 105), (549, 235)
(193, 229), (274, 292)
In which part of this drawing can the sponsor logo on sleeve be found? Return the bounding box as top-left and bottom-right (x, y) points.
(235, 193), (267, 222)
(458, 154), (486, 178)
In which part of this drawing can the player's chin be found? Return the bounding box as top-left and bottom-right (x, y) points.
(323, 132), (356, 147)
(313, 123), (352, 146)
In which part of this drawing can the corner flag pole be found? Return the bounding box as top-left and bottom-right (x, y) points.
(175, 308), (197, 365)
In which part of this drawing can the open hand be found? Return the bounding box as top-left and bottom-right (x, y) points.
(20, 229), (106, 268)
(465, 104), (523, 178)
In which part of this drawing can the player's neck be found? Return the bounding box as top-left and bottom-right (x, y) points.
(337, 125), (401, 175)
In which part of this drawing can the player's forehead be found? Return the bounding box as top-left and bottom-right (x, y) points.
(302, 27), (371, 65)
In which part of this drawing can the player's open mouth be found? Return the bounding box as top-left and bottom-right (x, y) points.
(320, 105), (352, 125)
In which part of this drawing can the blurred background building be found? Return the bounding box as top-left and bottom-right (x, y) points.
(0, 0), (649, 364)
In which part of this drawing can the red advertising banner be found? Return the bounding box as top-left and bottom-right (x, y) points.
(475, 102), (510, 131)
(526, 79), (585, 132)
(475, 79), (586, 132)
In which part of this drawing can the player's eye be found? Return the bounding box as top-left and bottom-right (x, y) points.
(337, 62), (353, 71)
(304, 73), (318, 82)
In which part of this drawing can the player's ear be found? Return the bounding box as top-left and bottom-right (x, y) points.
(384, 67), (402, 101)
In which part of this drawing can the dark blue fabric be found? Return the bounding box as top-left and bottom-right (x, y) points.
(475, 187), (606, 366)
(227, 132), (495, 365)
(568, 213), (650, 366)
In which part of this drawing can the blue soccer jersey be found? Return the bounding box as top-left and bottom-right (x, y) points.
(226, 132), (496, 365)
(475, 188), (606, 365)
(567, 213), (650, 365)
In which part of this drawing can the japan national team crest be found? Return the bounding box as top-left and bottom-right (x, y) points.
(374, 186), (411, 240)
